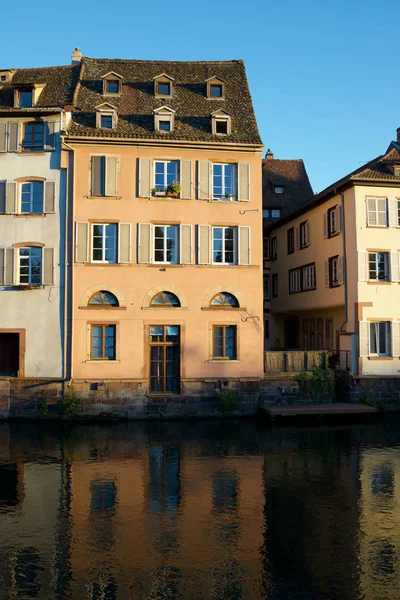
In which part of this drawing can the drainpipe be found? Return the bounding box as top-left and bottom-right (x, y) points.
(337, 190), (348, 334)
(62, 139), (75, 385)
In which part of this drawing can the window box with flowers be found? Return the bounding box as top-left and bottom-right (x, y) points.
(166, 182), (181, 198)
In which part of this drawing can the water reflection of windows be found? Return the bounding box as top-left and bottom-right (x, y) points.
(91, 480), (117, 512)
(10, 547), (44, 596)
(213, 469), (238, 511)
(371, 464), (395, 496)
(89, 480), (117, 551)
(375, 541), (397, 575)
(0, 464), (19, 508)
(148, 444), (181, 515)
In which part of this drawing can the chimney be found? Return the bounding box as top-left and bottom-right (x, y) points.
(71, 47), (82, 65)
(397, 128), (400, 144)
(265, 149), (274, 160)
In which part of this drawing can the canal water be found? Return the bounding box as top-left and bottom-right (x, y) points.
(0, 419), (399, 600)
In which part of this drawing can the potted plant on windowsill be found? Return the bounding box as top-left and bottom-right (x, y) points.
(225, 193), (234, 201)
(17, 284), (34, 290)
(152, 187), (165, 197)
(166, 182), (181, 198)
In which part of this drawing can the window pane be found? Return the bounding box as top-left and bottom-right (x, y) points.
(150, 326), (164, 342)
(210, 84), (222, 97)
(19, 91), (32, 108)
(158, 82), (170, 95)
(378, 323), (387, 355)
(166, 226), (177, 263)
(370, 323), (377, 354)
(106, 80), (119, 93)
(166, 326), (179, 342)
(100, 115), (113, 128)
(224, 164), (234, 196)
(159, 121), (170, 132)
(213, 327), (223, 357)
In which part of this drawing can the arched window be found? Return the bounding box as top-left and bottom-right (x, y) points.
(150, 292), (180, 307)
(88, 291), (119, 306)
(210, 292), (239, 308)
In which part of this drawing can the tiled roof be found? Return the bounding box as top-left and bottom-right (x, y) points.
(262, 157), (314, 222)
(340, 142), (400, 182)
(0, 65), (80, 108)
(68, 57), (262, 144)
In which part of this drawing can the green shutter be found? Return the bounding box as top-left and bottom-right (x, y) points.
(139, 158), (151, 197)
(180, 224), (192, 264)
(0, 182), (5, 213)
(42, 248), (54, 285)
(8, 122), (18, 152)
(5, 248), (14, 285)
(238, 226), (250, 265)
(91, 156), (104, 196)
(6, 182), (16, 214)
(0, 123), (6, 152)
(118, 223), (131, 263)
(75, 222), (89, 263)
(138, 223), (151, 263)
(238, 163), (250, 201)
(198, 225), (210, 264)
(197, 160), (210, 200)
(45, 181), (55, 213)
(180, 160), (192, 199)
(106, 156), (118, 196)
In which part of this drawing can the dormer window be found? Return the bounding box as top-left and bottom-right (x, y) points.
(14, 88), (33, 108)
(101, 72), (123, 96)
(206, 76), (226, 99)
(154, 106), (175, 133)
(0, 70), (14, 83)
(95, 103), (118, 130)
(394, 166), (400, 177)
(153, 74), (174, 98)
(274, 186), (284, 194)
(211, 110), (231, 136)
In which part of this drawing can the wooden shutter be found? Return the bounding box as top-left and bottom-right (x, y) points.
(323, 213), (328, 238)
(388, 198), (397, 227)
(238, 162), (250, 201)
(75, 222), (89, 263)
(197, 160), (210, 200)
(42, 248), (54, 285)
(238, 226), (250, 265)
(0, 123), (6, 152)
(139, 158), (151, 197)
(6, 182), (16, 214)
(138, 223), (151, 263)
(5, 247), (14, 285)
(0, 248), (4, 285)
(306, 221), (311, 245)
(91, 156), (104, 196)
(180, 160), (192, 199)
(392, 321), (400, 357)
(198, 224), (210, 264)
(118, 223), (131, 263)
(325, 261), (329, 287)
(359, 321), (370, 357)
(390, 252), (400, 282)
(44, 181), (55, 213)
(377, 198), (387, 226)
(358, 251), (368, 282)
(338, 255), (344, 284)
(0, 181), (5, 214)
(295, 226), (300, 250)
(8, 122), (18, 152)
(336, 205), (342, 233)
(106, 156), (118, 196)
(45, 121), (56, 150)
(180, 224), (192, 264)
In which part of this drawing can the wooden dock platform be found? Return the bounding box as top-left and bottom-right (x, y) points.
(262, 402), (378, 419)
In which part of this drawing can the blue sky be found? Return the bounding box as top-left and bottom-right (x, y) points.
(3, 0), (399, 192)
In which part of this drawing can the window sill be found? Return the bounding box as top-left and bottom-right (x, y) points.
(15, 285), (44, 290)
(367, 356), (395, 361)
(207, 359), (241, 363)
(201, 307), (245, 311)
(13, 213), (46, 218)
(87, 195), (120, 200)
(84, 359), (120, 363)
(367, 281), (392, 285)
(78, 306), (126, 310)
(79, 263), (131, 267)
(328, 232), (340, 238)
(142, 306), (188, 310)
(149, 196), (183, 202)
(17, 151), (47, 156)
(366, 226), (389, 229)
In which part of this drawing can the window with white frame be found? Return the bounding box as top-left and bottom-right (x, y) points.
(274, 186), (283, 194)
(366, 197), (387, 227)
(299, 221), (309, 248)
(212, 226), (236, 264)
(329, 255), (340, 287)
(154, 107), (175, 133)
(22, 122), (44, 151)
(212, 163), (236, 200)
(264, 273), (270, 300)
(327, 205), (340, 236)
(19, 247), (42, 285)
(263, 237), (270, 261)
(270, 236), (277, 260)
(153, 225), (178, 264)
(370, 322), (390, 356)
(91, 224), (117, 263)
(302, 263), (316, 290)
(154, 161), (179, 192)
(20, 182), (43, 214)
(369, 252), (390, 281)
(271, 209), (280, 218)
(395, 167), (400, 177)
(289, 268), (302, 293)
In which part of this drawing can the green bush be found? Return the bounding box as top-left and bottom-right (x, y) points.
(38, 389), (49, 417)
(296, 359), (335, 402)
(361, 390), (376, 407)
(215, 389), (239, 413)
(60, 390), (84, 418)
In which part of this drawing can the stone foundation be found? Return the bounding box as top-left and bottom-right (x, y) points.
(337, 373), (400, 408)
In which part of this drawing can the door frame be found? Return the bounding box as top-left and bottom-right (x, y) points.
(148, 324), (181, 394)
(0, 329), (26, 377)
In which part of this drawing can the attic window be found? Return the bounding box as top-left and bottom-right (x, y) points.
(206, 77), (225, 99)
(95, 104), (118, 129)
(106, 80), (119, 94)
(15, 89), (33, 108)
(154, 74), (174, 97)
(211, 110), (231, 136)
(101, 115), (113, 129)
(274, 186), (284, 194)
(101, 72), (123, 96)
(154, 106), (175, 133)
(1, 75), (6, 82)
(395, 167), (400, 177)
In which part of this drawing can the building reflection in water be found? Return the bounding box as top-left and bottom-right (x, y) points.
(4, 422), (400, 599)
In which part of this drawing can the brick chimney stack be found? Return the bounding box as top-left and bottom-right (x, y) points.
(71, 48), (82, 65)
(265, 149), (274, 160)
